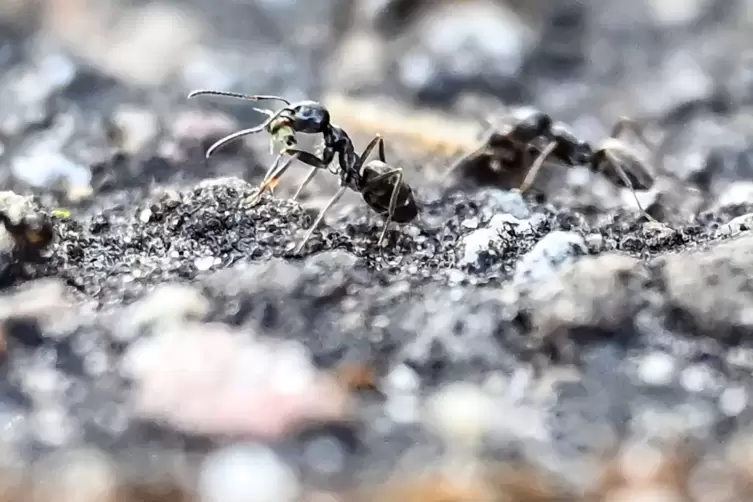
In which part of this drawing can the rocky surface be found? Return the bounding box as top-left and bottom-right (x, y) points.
(0, 0), (752, 500)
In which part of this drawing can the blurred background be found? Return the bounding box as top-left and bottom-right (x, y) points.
(0, 0), (751, 210)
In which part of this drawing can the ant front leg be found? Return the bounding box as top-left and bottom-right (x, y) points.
(518, 141), (557, 193)
(602, 150), (657, 222)
(246, 148), (328, 206)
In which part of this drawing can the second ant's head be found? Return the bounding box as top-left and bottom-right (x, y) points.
(510, 107), (552, 143)
(280, 101), (331, 134)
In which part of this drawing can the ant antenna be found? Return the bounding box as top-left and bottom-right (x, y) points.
(204, 107), (289, 158)
(187, 89), (292, 105)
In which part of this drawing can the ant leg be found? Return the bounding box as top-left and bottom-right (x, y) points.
(255, 148), (327, 197)
(610, 116), (654, 152)
(292, 166), (318, 201)
(519, 141), (557, 193)
(295, 186), (347, 254)
(354, 134), (386, 174)
(602, 150), (656, 222)
(244, 155), (296, 206)
(442, 130), (496, 182)
(362, 165), (404, 246)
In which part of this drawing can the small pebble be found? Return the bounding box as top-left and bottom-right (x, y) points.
(195, 256), (216, 271)
(680, 365), (712, 393)
(513, 231), (588, 286)
(385, 364), (420, 393)
(637, 352), (676, 386)
(719, 386), (747, 416)
(385, 394), (420, 424)
(718, 212), (753, 237)
(198, 444), (300, 502)
(426, 382), (494, 448)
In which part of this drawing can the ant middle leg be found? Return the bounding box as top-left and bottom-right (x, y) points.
(295, 185), (348, 254)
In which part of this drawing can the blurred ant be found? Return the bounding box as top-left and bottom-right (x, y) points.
(519, 117), (656, 218)
(447, 108), (657, 218)
(442, 106), (554, 182)
(187, 89), (418, 252)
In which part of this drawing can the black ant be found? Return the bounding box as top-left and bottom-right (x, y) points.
(443, 106), (554, 182)
(518, 117), (656, 219)
(446, 108), (657, 218)
(187, 90), (419, 252)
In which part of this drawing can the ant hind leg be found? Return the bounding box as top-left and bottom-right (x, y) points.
(363, 166), (404, 246)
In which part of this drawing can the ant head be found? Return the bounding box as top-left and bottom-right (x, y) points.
(510, 107), (552, 142)
(283, 101), (331, 134)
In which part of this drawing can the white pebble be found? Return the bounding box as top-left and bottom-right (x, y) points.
(426, 382), (494, 447)
(33, 449), (117, 502)
(385, 394), (420, 424)
(680, 365), (711, 393)
(637, 352), (676, 386)
(195, 256), (216, 271)
(385, 364), (419, 393)
(198, 444), (300, 502)
(720, 386), (747, 416)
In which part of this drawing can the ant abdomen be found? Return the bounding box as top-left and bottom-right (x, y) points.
(360, 161), (418, 224)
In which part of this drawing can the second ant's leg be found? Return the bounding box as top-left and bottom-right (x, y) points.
(442, 130), (495, 182)
(603, 151), (657, 222)
(363, 167), (404, 246)
(295, 186), (347, 254)
(610, 116), (654, 152)
(519, 141), (557, 193)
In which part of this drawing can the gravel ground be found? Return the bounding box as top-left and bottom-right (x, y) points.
(2, 0), (753, 500)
